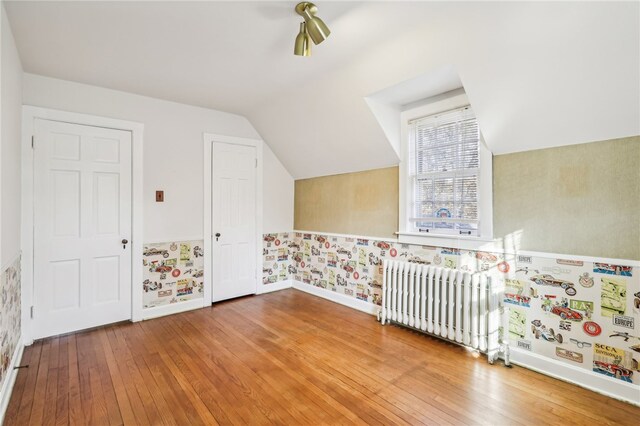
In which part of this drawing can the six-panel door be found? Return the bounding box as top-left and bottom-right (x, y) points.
(33, 119), (132, 338)
(212, 142), (257, 302)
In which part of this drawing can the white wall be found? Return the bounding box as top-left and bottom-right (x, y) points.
(1, 5), (23, 267)
(0, 5), (24, 420)
(263, 144), (293, 233)
(22, 73), (293, 242)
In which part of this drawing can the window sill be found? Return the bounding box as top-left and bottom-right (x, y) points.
(396, 232), (501, 251)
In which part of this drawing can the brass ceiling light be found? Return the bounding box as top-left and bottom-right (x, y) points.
(294, 2), (330, 56)
(294, 22), (311, 56)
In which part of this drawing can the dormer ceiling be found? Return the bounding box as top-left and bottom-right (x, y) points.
(5, 1), (639, 179)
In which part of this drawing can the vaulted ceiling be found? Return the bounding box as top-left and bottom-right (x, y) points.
(5, 1), (639, 179)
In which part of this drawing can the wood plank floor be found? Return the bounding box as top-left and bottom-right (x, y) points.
(4, 289), (639, 425)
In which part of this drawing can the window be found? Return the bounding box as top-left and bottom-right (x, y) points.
(408, 106), (480, 236)
(400, 96), (492, 241)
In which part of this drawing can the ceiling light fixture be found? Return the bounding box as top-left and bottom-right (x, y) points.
(294, 2), (330, 56)
(294, 22), (312, 56)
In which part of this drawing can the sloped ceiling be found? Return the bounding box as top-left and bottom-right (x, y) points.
(5, 1), (639, 179)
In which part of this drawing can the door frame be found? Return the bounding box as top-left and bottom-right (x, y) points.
(203, 133), (263, 304)
(21, 106), (144, 344)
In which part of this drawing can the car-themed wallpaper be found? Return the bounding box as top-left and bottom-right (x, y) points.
(0, 255), (21, 393)
(263, 233), (292, 285)
(263, 231), (640, 388)
(143, 240), (204, 309)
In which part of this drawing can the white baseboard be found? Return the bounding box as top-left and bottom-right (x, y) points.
(292, 280), (378, 316)
(256, 280), (293, 294)
(141, 298), (206, 320)
(0, 337), (24, 424)
(510, 347), (640, 406)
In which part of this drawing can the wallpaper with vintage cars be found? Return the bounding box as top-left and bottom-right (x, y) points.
(262, 233), (291, 285)
(262, 231), (639, 387)
(143, 240), (204, 309)
(506, 256), (639, 385)
(0, 255), (21, 394)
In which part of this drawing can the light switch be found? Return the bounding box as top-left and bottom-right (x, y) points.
(156, 190), (164, 202)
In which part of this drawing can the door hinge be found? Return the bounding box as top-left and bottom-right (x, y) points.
(31, 135), (34, 149)
(30, 306), (34, 319)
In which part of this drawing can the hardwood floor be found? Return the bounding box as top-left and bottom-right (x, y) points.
(4, 289), (639, 425)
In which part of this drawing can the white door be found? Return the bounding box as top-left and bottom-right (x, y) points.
(33, 119), (132, 339)
(212, 142), (257, 302)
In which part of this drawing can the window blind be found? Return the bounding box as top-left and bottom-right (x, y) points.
(408, 106), (480, 236)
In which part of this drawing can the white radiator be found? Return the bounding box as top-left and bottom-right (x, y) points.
(379, 260), (509, 365)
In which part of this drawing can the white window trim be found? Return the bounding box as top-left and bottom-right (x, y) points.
(398, 92), (493, 245)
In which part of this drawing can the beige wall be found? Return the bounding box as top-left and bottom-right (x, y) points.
(494, 136), (640, 260)
(294, 137), (639, 260)
(294, 167), (399, 238)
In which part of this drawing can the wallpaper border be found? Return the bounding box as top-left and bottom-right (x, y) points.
(295, 230), (640, 266)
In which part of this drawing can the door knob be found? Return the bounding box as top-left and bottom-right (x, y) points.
(122, 239), (128, 249)
(215, 233), (221, 241)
